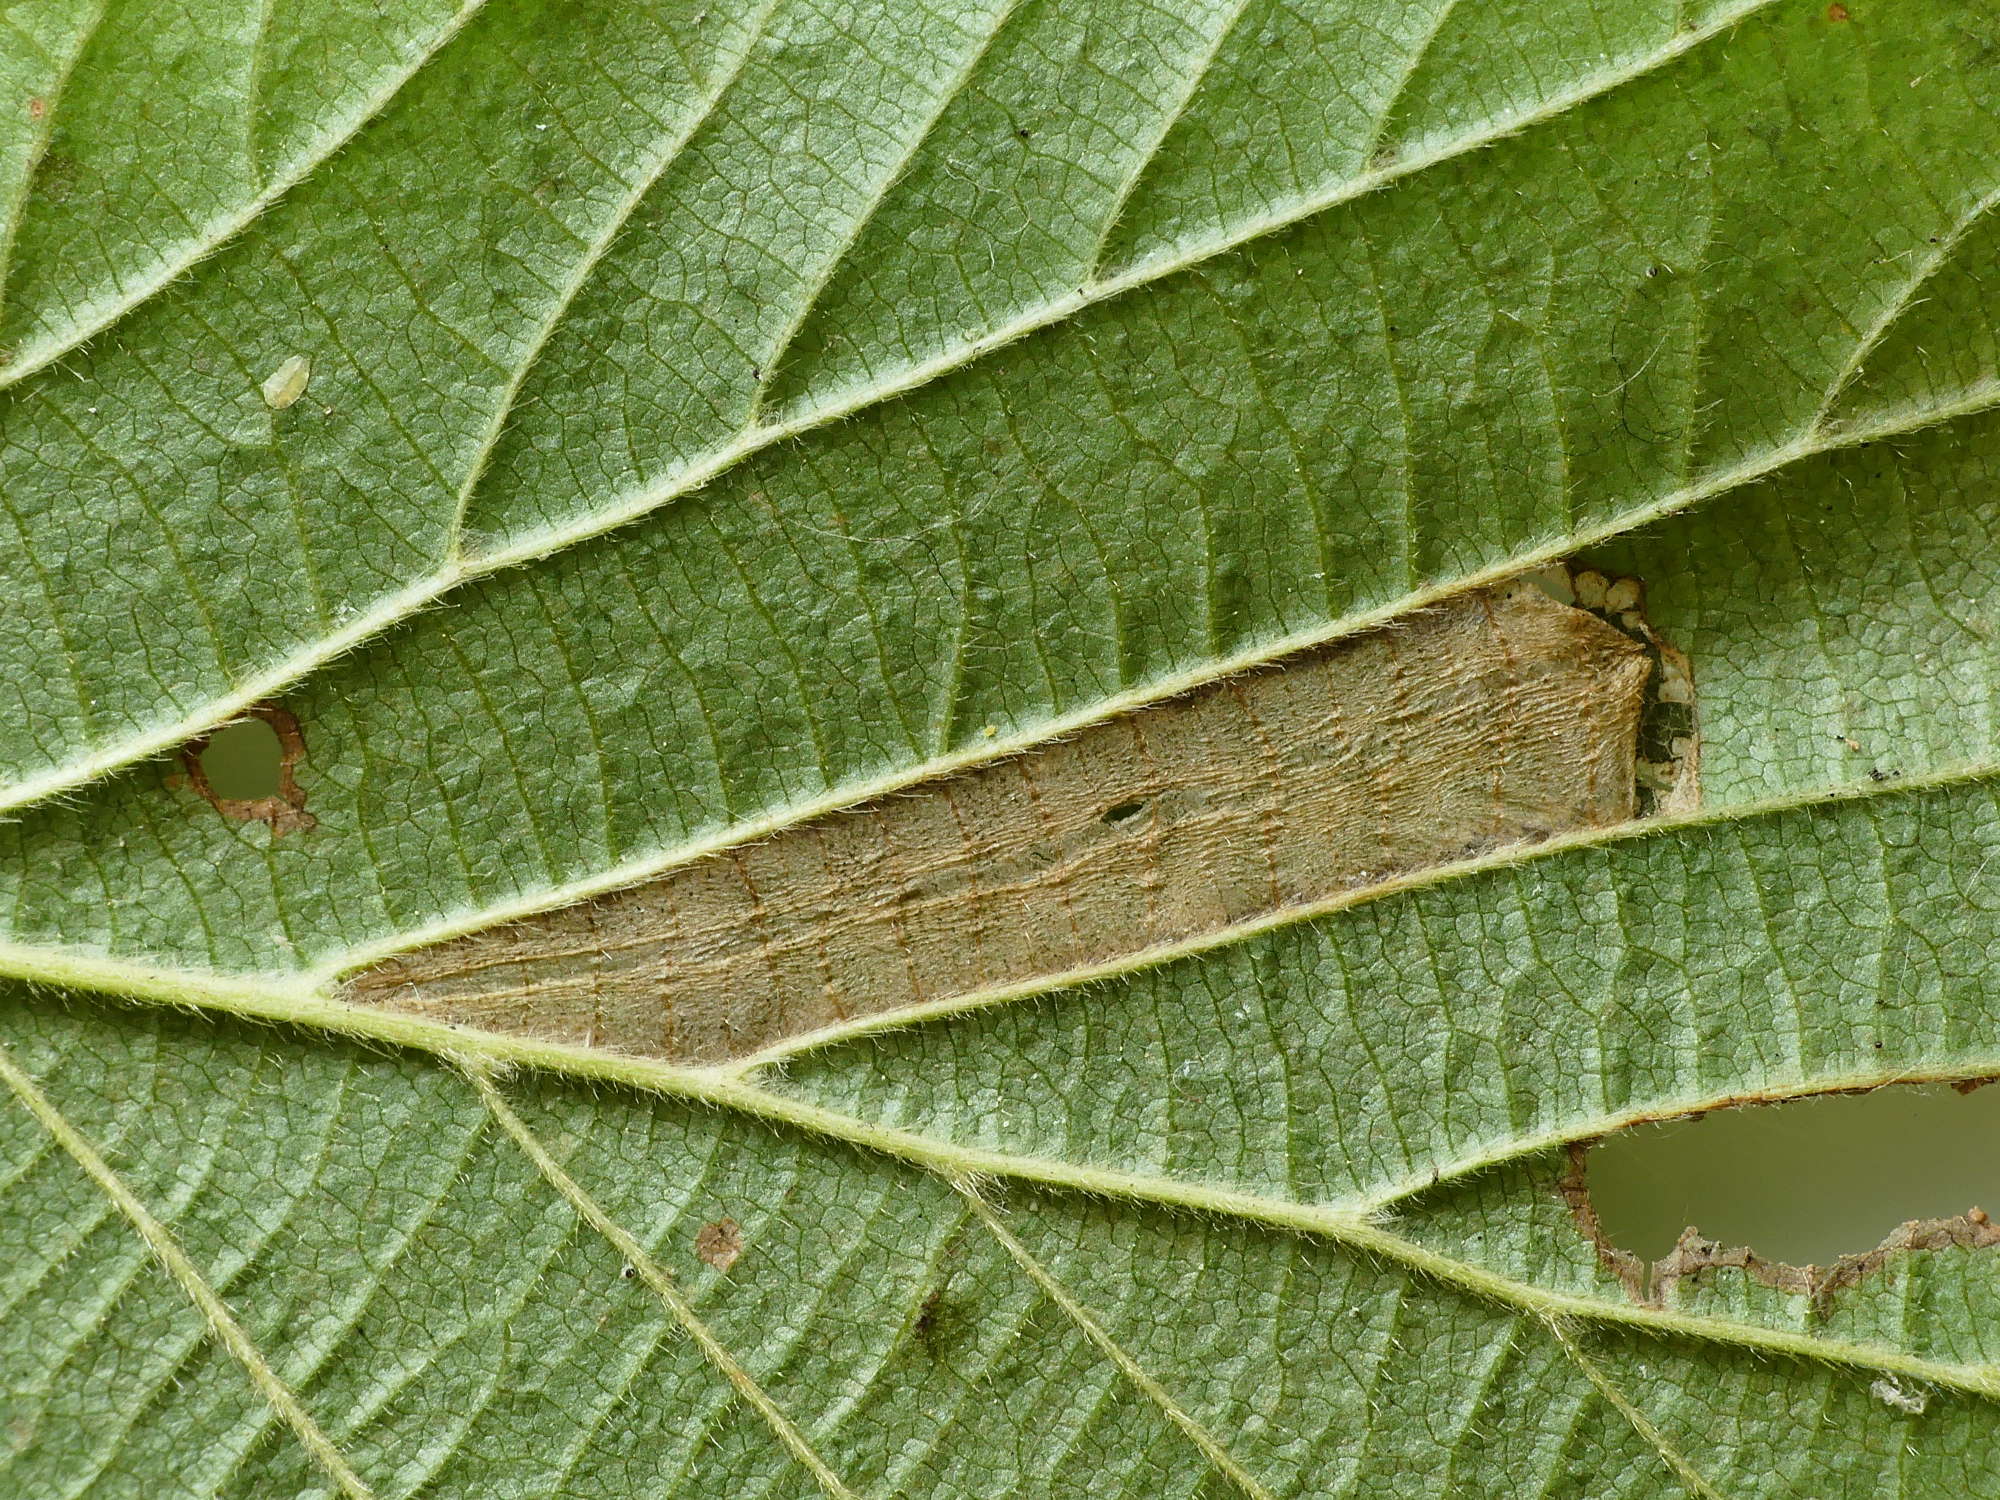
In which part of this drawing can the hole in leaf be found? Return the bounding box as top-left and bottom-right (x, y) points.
(197, 718), (285, 801)
(180, 703), (316, 836)
(1586, 1082), (2000, 1267)
(1099, 798), (1148, 825)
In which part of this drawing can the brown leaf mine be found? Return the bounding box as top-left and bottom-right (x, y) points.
(344, 581), (1665, 1064)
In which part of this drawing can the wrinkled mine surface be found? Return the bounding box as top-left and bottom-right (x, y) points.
(344, 582), (1655, 1064)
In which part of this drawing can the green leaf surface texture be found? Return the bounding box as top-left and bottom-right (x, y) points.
(6, 0), (2000, 1494)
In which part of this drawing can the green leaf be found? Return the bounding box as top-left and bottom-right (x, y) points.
(6, 0), (2000, 1493)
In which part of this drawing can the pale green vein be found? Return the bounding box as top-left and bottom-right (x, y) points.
(661, 1071), (2000, 1407)
(5, 746), (2000, 1104)
(0, 1037), (376, 1500)
(467, 0), (1785, 575)
(1811, 177), (2000, 432)
(462, 1061), (862, 1500)
(0, 0), (109, 335)
(240, 0), (278, 188)
(441, 0), (785, 562)
(1348, 0), (1463, 180)
(0, 0), (1813, 816)
(760, 0), (1776, 436)
(1085, 0), (1259, 275)
(955, 1177), (1279, 1500)
(746, 0), (1024, 426)
(2, 0), (1767, 406)
(1543, 1318), (1726, 1500)
(0, 0), (491, 389)
(3, 750), (1997, 1091)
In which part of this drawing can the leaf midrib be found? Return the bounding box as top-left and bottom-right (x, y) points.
(0, 0), (1803, 813)
(9, 753), (1998, 1100)
(16, 952), (2000, 1414)
(14, 759), (2000, 1408)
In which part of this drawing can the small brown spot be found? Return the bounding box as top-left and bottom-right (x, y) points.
(1826, 2), (1850, 19)
(27, 97), (45, 121)
(908, 1281), (980, 1360)
(182, 703), (315, 836)
(695, 1218), (743, 1272)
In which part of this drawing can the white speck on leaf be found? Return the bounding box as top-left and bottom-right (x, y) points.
(1872, 1378), (1929, 1415)
(261, 354), (311, 410)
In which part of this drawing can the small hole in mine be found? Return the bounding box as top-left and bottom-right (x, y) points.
(199, 718), (285, 801)
(1586, 1083), (2000, 1265)
(1100, 798), (1148, 825)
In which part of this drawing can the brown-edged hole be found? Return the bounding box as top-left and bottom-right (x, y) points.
(1100, 798), (1148, 826)
(1587, 1083), (2000, 1265)
(181, 703), (315, 836)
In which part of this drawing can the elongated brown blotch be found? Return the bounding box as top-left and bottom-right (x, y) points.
(344, 579), (1674, 1065)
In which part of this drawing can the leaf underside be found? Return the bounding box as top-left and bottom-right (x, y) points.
(7, 1), (2000, 1495)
